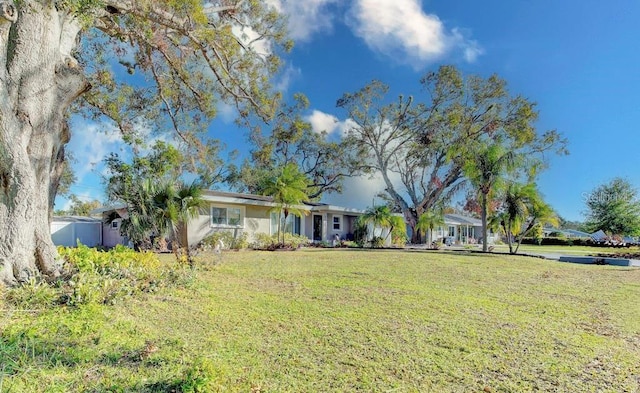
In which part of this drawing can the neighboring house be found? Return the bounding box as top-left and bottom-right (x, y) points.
(51, 216), (103, 247)
(90, 203), (129, 248)
(429, 213), (500, 245)
(542, 228), (591, 238)
(93, 191), (370, 247)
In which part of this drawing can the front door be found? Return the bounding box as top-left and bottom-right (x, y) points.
(313, 215), (323, 241)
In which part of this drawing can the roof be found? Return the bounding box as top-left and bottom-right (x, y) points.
(93, 190), (366, 216)
(444, 213), (481, 226)
(90, 203), (127, 215)
(52, 216), (102, 223)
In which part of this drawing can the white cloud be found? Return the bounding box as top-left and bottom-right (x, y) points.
(306, 109), (357, 137)
(347, 0), (482, 67)
(266, 0), (339, 42)
(231, 24), (272, 57)
(67, 122), (124, 182)
(216, 102), (237, 124)
(274, 64), (302, 92)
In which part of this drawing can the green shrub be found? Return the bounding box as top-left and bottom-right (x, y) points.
(200, 230), (249, 251)
(251, 232), (276, 249)
(370, 236), (385, 248)
(250, 232), (310, 250)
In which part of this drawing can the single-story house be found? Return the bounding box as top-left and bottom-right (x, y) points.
(51, 216), (103, 247)
(92, 190), (379, 247)
(428, 213), (500, 245)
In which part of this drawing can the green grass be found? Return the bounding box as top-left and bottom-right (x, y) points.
(2, 250), (640, 392)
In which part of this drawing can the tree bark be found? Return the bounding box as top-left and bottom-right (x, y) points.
(481, 192), (488, 252)
(0, 1), (89, 285)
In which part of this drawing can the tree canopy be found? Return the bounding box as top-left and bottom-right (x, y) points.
(0, 0), (289, 285)
(583, 178), (640, 236)
(337, 65), (567, 243)
(230, 94), (366, 200)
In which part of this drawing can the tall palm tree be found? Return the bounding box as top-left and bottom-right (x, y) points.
(262, 163), (310, 244)
(416, 209), (445, 248)
(492, 182), (558, 254)
(463, 142), (520, 252)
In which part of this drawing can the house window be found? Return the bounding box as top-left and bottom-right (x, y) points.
(333, 216), (341, 230)
(227, 208), (241, 226)
(448, 226), (455, 237)
(271, 213), (301, 235)
(211, 206), (243, 227)
(111, 221), (119, 229)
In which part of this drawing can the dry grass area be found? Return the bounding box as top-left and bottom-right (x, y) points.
(1, 249), (639, 392)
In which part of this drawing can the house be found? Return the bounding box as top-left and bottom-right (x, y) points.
(428, 213), (500, 245)
(51, 216), (103, 247)
(93, 190), (373, 247)
(90, 203), (129, 248)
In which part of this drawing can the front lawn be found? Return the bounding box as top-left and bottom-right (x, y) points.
(2, 250), (639, 392)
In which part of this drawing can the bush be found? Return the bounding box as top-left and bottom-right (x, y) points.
(56, 244), (186, 306)
(370, 236), (385, 248)
(4, 244), (191, 308)
(200, 230), (248, 251)
(250, 232), (310, 250)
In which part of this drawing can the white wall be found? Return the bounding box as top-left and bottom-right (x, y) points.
(51, 221), (102, 247)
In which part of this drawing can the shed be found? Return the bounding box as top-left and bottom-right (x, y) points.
(51, 216), (102, 247)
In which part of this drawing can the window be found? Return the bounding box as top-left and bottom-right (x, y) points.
(271, 213), (301, 235)
(211, 206), (243, 227)
(111, 221), (119, 229)
(448, 226), (455, 237)
(333, 216), (341, 230)
(227, 208), (241, 226)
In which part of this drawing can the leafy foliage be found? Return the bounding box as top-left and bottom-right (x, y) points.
(338, 65), (567, 243)
(200, 230), (249, 251)
(250, 232), (310, 250)
(416, 209), (445, 246)
(104, 143), (206, 258)
(232, 94), (366, 199)
(5, 245), (190, 308)
(357, 205), (405, 246)
(54, 195), (102, 216)
(491, 183), (559, 254)
(260, 163), (310, 243)
(583, 178), (640, 236)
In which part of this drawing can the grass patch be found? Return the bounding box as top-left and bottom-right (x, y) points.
(2, 250), (639, 392)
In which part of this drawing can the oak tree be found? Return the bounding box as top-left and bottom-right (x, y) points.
(0, 0), (287, 285)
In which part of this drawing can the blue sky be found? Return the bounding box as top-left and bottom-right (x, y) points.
(61, 0), (640, 222)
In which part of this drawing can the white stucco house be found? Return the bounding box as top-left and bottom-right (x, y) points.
(92, 190), (377, 247)
(430, 213), (500, 245)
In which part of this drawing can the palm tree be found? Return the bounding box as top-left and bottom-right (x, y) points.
(152, 181), (206, 266)
(463, 142), (520, 252)
(262, 163), (310, 244)
(416, 209), (445, 248)
(492, 182), (558, 254)
(116, 178), (157, 250)
(357, 205), (398, 246)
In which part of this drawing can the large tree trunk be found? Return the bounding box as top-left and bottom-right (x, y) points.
(0, 1), (88, 285)
(404, 209), (421, 244)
